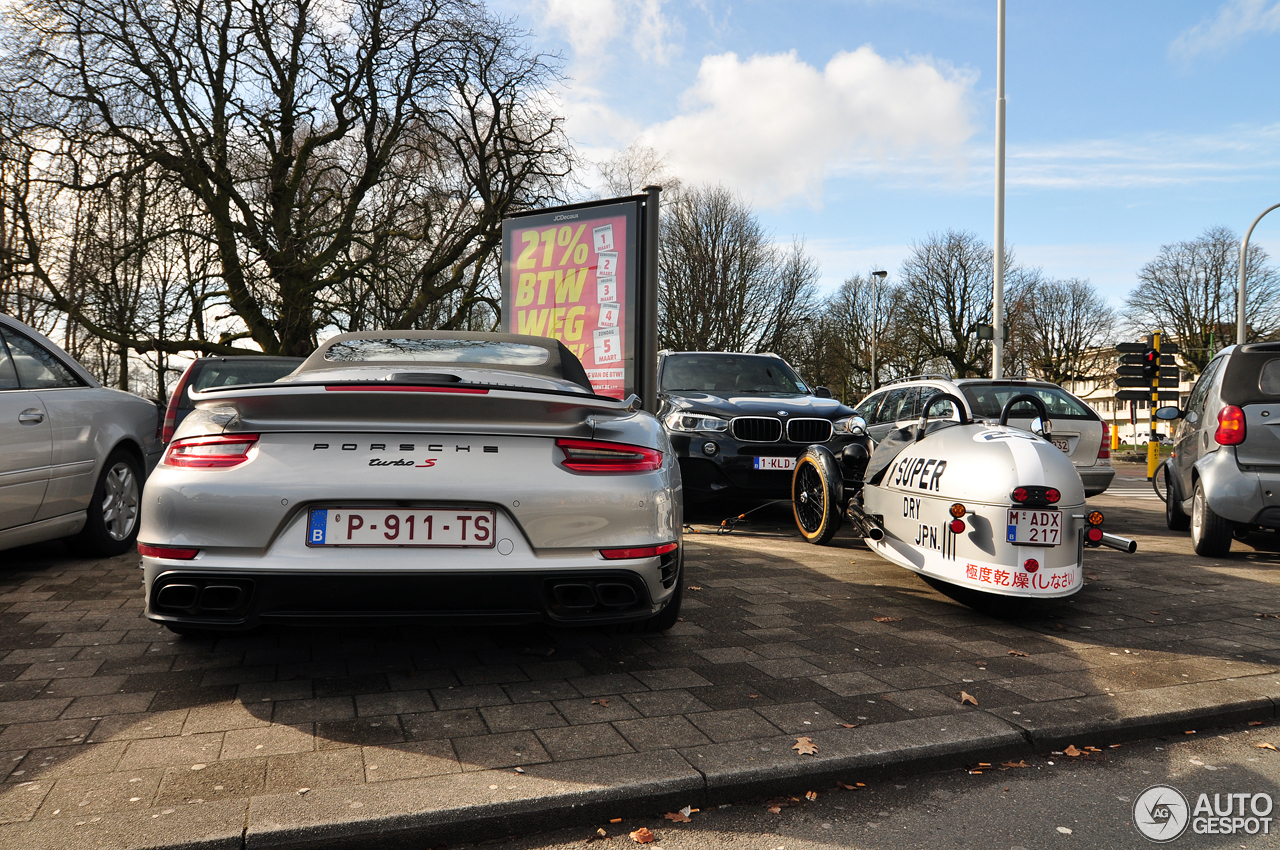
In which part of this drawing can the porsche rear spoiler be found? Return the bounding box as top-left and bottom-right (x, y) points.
(185, 381), (644, 438)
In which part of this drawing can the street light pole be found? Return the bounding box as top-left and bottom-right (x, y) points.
(1238, 201), (1280, 346)
(992, 0), (1007, 379)
(870, 270), (887, 391)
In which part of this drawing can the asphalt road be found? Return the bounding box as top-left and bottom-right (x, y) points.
(452, 723), (1280, 850)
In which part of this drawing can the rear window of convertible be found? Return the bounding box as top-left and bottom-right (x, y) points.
(324, 338), (550, 366)
(961, 384), (1094, 419)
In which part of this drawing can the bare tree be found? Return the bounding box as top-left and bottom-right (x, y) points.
(5, 0), (570, 356)
(897, 230), (1017, 378)
(1009, 277), (1117, 385)
(1124, 226), (1280, 373)
(597, 142), (680, 199)
(658, 184), (817, 354)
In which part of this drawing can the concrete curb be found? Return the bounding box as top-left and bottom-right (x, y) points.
(8, 673), (1270, 850)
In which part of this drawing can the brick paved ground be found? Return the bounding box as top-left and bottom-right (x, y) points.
(2, 465), (1280, 847)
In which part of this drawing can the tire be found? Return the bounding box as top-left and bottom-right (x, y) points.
(1190, 479), (1233, 557)
(69, 448), (143, 556)
(791, 450), (841, 545)
(1165, 465), (1190, 531)
(627, 579), (683, 633)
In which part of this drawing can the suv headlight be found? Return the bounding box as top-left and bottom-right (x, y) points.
(833, 415), (868, 436)
(664, 411), (729, 432)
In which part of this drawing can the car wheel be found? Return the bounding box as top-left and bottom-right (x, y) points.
(1165, 465), (1190, 531)
(792, 451), (841, 545)
(1190, 479), (1233, 556)
(69, 448), (142, 556)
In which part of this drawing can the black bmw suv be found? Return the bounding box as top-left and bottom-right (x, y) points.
(657, 351), (864, 502)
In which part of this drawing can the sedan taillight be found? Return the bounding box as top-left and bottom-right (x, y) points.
(1215, 405), (1246, 446)
(162, 434), (260, 469)
(161, 362), (197, 444)
(556, 438), (663, 473)
(1098, 421), (1110, 460)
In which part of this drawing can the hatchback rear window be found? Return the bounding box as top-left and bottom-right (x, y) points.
(1259, 360), (1280, 395)
(324, 338), (551, 366)
(961, 384), (1094, 419)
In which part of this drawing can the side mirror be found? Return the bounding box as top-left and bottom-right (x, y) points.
(836, 415), (867, 436)
(814, 386), (833, 399)
(1031, 417), (1052, 437)
(1154, 406), (1183, 421)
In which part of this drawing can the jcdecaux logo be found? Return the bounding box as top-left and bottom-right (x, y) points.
(1134, 785), (1274, 841)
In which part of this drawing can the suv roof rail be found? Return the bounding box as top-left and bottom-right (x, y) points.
(886, 373), (953, 385)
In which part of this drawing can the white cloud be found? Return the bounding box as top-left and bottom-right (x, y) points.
(1170, 0), (1280, 60)
(636, 48), (977, 207)
(538, 0), (676, 68)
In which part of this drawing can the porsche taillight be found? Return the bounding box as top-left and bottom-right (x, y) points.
(161, 362), (196, 444)
(162, 434), (259, 469)
(600, 542), (679, 560)
(556, 438), (663, 473)
(137, 544), (199, 560)
(1215, 405), (1246, 446)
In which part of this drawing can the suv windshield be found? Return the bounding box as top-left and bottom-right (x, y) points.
(961, 383), (1094, 419)
(661, 354), (808, 395)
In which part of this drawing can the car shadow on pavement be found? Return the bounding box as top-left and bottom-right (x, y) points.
(3, 491), (1280, 839)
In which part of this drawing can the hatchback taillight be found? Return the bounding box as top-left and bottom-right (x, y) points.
(162, 434), (260, 469)
(1215, 405), (1246, 446)
(556, 438), (663, 473)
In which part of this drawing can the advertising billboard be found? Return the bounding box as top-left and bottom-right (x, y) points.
(501, 198), (644, 400)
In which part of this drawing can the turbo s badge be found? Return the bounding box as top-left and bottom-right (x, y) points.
(889, 457), (947, 492)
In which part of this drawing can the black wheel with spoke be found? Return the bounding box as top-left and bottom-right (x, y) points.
(791, 448), (841, 545)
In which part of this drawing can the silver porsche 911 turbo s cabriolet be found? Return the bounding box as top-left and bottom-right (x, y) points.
(138, 331), (683, 635)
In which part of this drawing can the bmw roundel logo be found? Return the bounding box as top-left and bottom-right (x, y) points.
(778, 411), (788, 416)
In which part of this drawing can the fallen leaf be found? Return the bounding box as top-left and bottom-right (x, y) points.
(1007, 650), (1028, 657)
(840, 723), (860, 729)
(793, 736), (819, 755)
(805, 791), (818, 801)
(1085, 572), (1100, 581)
(958, 691), (978, 706)
(836, 781), (856, 790)
(688, 586), (703, 591)
(1063, 745), (1083, 757)
(592, 699), (611, 707)
(1001, 761), (1028, 768)
(1250, 721), (1265, 726)
(629, 827), (655, 844)
(609, 818), (622, 824)
(663, 811), (691, 823)
(872, 616), (901, 623)
(767, 805), (782, 814)
(1256, 742), (1278, 750)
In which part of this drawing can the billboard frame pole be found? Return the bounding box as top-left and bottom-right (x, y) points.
(641, 186), (662, 412)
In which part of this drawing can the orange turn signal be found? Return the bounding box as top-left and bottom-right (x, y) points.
(949, 503), (966, 518)
(1087, 510), (1104, 526)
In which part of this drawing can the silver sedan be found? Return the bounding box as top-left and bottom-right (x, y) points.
(138, 331), (683, 635)
(0, 313), (161, 555)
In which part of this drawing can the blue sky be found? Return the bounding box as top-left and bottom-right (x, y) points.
(489, 0), (1280, 308)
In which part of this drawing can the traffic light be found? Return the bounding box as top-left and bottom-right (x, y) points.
(1142, 348), (1160, 381)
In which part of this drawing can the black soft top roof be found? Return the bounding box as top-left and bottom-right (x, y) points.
(298, 330), (594, 392)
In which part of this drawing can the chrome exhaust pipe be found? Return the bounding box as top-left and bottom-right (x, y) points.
(866, 526), (884, 541)
(1100, 532), (1136, 554)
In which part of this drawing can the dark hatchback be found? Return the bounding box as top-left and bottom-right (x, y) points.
(162, 356), (304, 443)
(657, 351), (865, 502)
